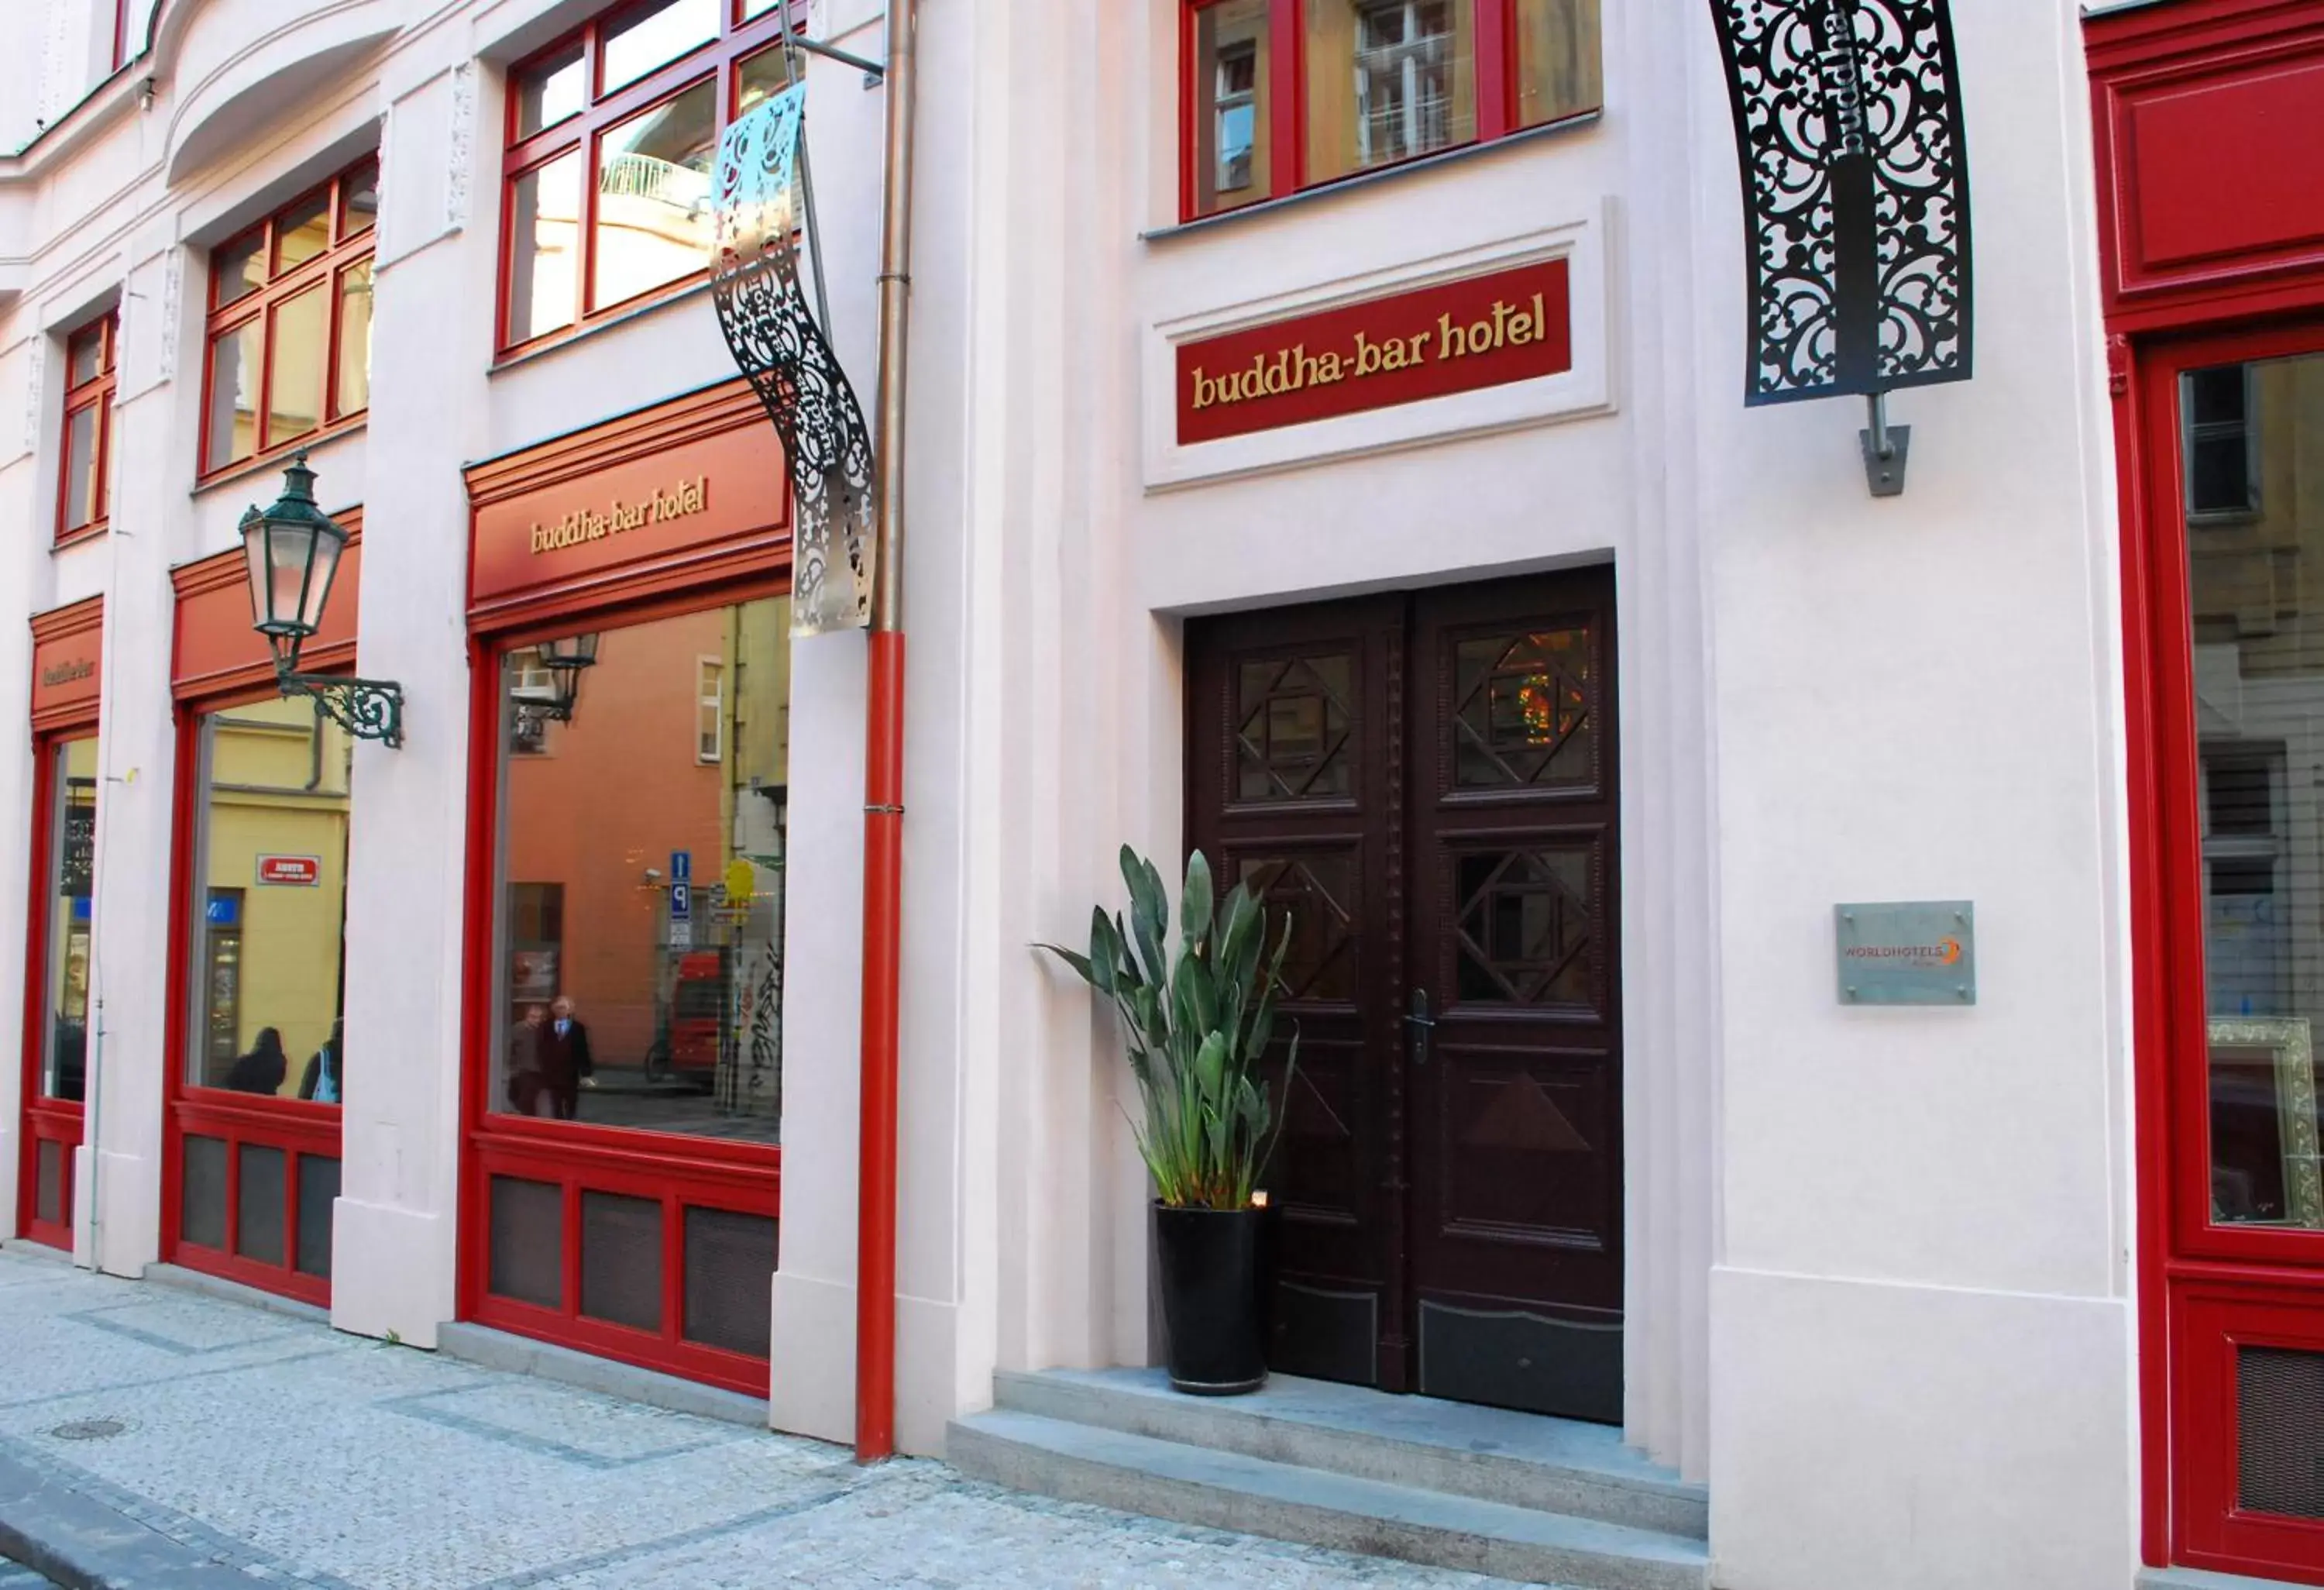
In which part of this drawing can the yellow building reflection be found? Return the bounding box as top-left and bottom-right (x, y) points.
(194, 696), (352, 1100)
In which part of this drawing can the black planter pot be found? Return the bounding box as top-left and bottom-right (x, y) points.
(1153, 1201), (1267, 1396)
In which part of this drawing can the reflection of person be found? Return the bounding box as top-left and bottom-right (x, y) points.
(225, 1027), (288, 1094)
(538, 996), (594, 1120)
(50, 1017), (87, 1103)
(506, 1004), (548, 1115)
(298, 1020), (346, 1104)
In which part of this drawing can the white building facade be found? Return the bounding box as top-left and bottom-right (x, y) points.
(7, 1), (2322, 1587)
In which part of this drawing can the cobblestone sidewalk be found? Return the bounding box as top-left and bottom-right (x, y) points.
(0, 1247), (1507, 1589)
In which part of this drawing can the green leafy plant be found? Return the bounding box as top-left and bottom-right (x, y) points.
(1042, 845), (1298, 1211)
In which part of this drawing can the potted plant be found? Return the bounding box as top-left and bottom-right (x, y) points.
(1043, 845), (1296, 1396)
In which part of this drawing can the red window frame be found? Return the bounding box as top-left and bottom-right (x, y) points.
(199, 154), (378, 483)
(158, 682), (348, 1310)
(113, 0), (135, 68)
(2091, 3), (2324, 1581)
(16, 730), (95, 1252)
(158, 537), (362, 1307)
(460, 584), (785, 1396)
(1177, 0), (1598, 223)
(497, 0), (800, 357)
(2131, 317), (2324, 1586)
(56, 311), (117, 547)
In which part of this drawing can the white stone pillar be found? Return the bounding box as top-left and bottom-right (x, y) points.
(332, 60), (486, 1347)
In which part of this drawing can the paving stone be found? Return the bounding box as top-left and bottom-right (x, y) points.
(0, 1251), (1506, 1589)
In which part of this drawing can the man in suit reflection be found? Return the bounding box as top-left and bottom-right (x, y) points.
(538, 995), (593, 1121)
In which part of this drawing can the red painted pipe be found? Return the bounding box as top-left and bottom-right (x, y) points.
(854, 0), (916, 1467)
(856, 629), (906, 1461)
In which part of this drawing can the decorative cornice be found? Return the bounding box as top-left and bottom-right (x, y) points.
(444, 61), (473, 232)
(30, 594), (103, 644)
(462, 380), (769, 508)
(16, 337), (42, 460)
(156, 248), (183, 384)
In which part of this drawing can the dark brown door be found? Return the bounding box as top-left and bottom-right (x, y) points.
(1185, 568), (1621, 1422)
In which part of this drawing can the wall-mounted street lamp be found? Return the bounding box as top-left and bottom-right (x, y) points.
(514, 633), (600, 724)
(240, 450), (404, 747)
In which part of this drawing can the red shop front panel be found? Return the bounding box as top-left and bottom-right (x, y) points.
(18, 600), (101, 1250)
(458, 379), (789, 1394)
(2094, 5), (2324, 1572)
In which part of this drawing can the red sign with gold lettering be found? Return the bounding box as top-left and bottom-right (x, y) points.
(1176, 258), (1572, 446)
(29, 598), (102, 729)
(467, 384), (785, 615)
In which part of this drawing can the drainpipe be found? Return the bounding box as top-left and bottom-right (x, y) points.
(855, 0), (917, 1466)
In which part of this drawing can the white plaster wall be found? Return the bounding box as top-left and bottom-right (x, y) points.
(1693, 0), (2134, 1584)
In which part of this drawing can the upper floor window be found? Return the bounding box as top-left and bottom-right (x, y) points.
(57, 310), (118, 545)
(501, 0), (798, 355)
(1182, 0), (1601, 220)
(202, 155), (379, 480)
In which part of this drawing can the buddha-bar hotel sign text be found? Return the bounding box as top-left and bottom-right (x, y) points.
(1176, 258), (1573, 446)
(531, 475), (709, 554)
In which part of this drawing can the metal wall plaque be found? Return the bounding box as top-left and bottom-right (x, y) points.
(1834, 901), (1975, 1006)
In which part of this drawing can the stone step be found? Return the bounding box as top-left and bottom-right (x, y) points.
(992, 1367), (1707, 1540)
(948, 1407), (1710, 1590)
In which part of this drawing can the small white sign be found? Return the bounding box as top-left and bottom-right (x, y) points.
(669, 920), (693, 949)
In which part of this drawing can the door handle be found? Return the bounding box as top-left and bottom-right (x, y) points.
(1404, 988), (1435, 1065)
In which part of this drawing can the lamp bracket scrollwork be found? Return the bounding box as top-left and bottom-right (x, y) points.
(1706, 0), (1974, 495)
(280, 668), (404, 749)
(709, 84), (877, 638)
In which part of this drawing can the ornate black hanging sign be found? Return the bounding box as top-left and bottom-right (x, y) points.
(1707, 0), (1974, 494)
(710, 83), (876, 635)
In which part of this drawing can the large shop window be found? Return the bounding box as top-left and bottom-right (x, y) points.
(500, 0), (798, 353)
(57, 311), (117, 545)
(1183, 0), (1600, 219)
(201, 156), (378, 479)
(487, 597), (789, 1142)
(38, 738), (98, 1109)
(185, 697), (353, 1104)
(2186, 350), (2324, 1237)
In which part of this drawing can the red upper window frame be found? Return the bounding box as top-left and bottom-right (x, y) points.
(1177, 0), (1600, 224)
(57, 311), (118, 547)
(198, 154), (380, 482)
(113, 0), (134, 69)
(497, 0), (801, 357)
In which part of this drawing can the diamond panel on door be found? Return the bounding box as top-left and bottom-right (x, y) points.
(1452, 625), (1598, 793)
(1450, 840), (1604, 1013)
(1236, 654), (1357, 804)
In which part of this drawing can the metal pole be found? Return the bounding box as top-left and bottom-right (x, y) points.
(855, 0), (916, 1467)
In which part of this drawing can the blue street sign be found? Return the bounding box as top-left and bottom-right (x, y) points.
(669, 882), (692, 921)
(205, 893), (239, 927)
(671, 851), (693, 883)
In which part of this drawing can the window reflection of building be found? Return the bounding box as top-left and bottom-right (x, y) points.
(495, 597), (789, 1144)
(43, 736), (98, 1103)
(2190, 353), (2324, 1228)
(190, 697), (353, 1099)
(1305, 0), (1475, 184)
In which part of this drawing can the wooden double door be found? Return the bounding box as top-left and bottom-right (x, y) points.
(1186, 568), (1622, 1421)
